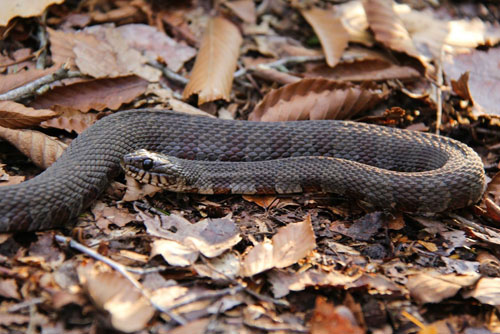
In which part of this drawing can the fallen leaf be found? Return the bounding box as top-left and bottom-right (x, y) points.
(407, 271), (480, 304)
(166, 318), (211, 334)
(240, 216), (316, 277)
(0, 0), (65, 26)
(0, 101), (58, 129)
(78, 263), (155, 333)
(40, 107), (100, 134)
(310, 297), (365, 334)
(301, 7), (349, 67)
(0, 278), (20, 299)
(183, 16), (242, 104)
(335, 1), (374, 46)
(224, 0), (256, 24)
(32, 76), (148, 112)
(249, 78), (387, 121)
(463, 277), (500, 306)
(151, 239), (199, 267)
(0, 66), (58, 95)
(0, 126), (67, 169)
(193, 252), (241, 280)
(242, 195), (278, 209)
(122, 175), (162, 202)
(91, 202), (136, 232)
(0, 313), (30, 326)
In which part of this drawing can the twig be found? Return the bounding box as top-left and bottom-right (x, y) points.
(434, 48), (444, 135)
(7, 298), (45, 313)
(165, 286), (244, 311)
(54, 235), (187, 325)
(147, 61), (189, 86)
(36, 12), (48, 69)
(233, 55), (324, 79)
(0, 65), (82, 101)
(447, 213), (492, 236)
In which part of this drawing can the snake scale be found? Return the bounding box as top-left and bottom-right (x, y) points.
(0, 109), (486, 232)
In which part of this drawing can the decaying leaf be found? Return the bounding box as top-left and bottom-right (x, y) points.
(335, 1), (374, 46)
(363, 0), (420, 60)
(301, 7), (349, 68)
(407, 271), (480, 304)
(0, 0), (65, 26)
(78, 263), (155, 333)
(225, 0), (256, 24)
(0, 126), (66, 169)
(0, 278), (20, 299)
(463, 277), (500, 306)
(0, 101), (59, 129)
(310, 297), (364, 334)
(32, 76), (148, 112)
(0, 66), (58, 95)
(249, 78), (387, 121)
(40, 107), (100, 134)
(183, 16), (242, 104)
(91, 202), (137, 232)
(240, 216), (316, 277)
(122, 175), (162, 202)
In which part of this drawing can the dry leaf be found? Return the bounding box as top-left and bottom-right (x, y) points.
(40, 107), (100, 134)
(363, 0), (420, 59)
(0, 126), (66, 169)
(301, 7), (349, 67)
(240, 216), (316, 277)
(310, 297), (365, 334)
(183, 16), (242, 104)
(0, 66), (58, 95)
(0, 279), (20, 299)
(91, 202), (136, 232)
(122, 175), (162, 202)
(463, 277), (500, 306)
(0, 101), (58, 129)
(225, 0), (256, 24)
(242, 195), (278, 209)
(335, 1), (374, 46)
(78, 264), (155, 333)
(249, 78), (387, 121)
(32, 76), (148, 112)
(0, 0), (65, 26)
(407, 272), (480, 304)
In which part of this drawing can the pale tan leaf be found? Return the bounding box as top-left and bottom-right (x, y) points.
(40, 107), (100, 134)
(335, 1), (374, 46)
(0, 101), (58, 129)
(0, 278), (20, 299)
(407, 272), (480, 304)
(240, 216), (316, 277)
(0, 126), (67, 169)
(463, 277), (500, 306)
(0, 66), (58, 95)
(249, 78), (387, 122)
(78, 264), (155, 333)
(0, 0), (65, 26)
(363, 0), (420, 59)
(224, 0), (256, 24)
(47, 28), (79, 68)
(151, 239), (199, 267)
(91, 202), (136, 232)
(183, 16), (242, 104)
(32, 76), (148, 112)
(122, 175), (162, 202)
(301, 7), (349, 67)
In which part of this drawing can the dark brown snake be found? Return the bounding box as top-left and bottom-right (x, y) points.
(0, 109), (486, 232)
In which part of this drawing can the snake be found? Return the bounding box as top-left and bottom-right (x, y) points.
(0, 109), (486, 232)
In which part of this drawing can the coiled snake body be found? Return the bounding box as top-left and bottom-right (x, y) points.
(0, 109), (486, 232)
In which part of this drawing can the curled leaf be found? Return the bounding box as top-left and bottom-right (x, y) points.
(182, 16), (242, 104)
(0, 101), (59, 129)
(0, 126), (67, 169)
(249, 78), (387, 122)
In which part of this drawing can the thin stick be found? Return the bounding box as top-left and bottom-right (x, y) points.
(54, 235), (187, 325)
(0, 65), (82, 101)
(434, 48), (444, 135)
(234, 55), (324, 78)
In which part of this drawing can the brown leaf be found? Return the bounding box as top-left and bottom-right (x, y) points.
(91, 202), (137, 232)
(242, 195), (279, 209)
(334, 1), (374, 46)
(0, 126), (67, 169)
(249, 78), (387, 121)
(0, 66), (58, 95)
(240, 216), (316, 277)
(78, 264), (155, 333)
(463, 277), (500, 306)
(363, 0), (420, 59)
(32, 76), (148, 112)
(225, 0), (256, 24)
(301, 7), (349, 68)
(0, 0), (65, 26)
(40, 107), (100, 134)
(0, 278), (20, 299)
(183, 16), (243, 104)
(0, 101), (58, 129)
(310, 297), (365, 334)
(122, 175), (162, 202)
(451, 72), (472, 101)
(407, 272), (480, 304)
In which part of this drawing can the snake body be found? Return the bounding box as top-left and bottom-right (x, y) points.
(0, 109), (485, 232)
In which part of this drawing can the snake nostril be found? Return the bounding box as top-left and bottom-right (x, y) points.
(142, 159), (154, 170)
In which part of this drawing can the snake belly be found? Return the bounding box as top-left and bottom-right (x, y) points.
(0, 109), (486, 232)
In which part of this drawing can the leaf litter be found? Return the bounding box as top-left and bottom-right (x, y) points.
(1, 0), (500, 333)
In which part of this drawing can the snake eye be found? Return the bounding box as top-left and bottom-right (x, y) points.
(142, 159), (153, 171)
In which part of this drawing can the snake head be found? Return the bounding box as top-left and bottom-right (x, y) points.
(122, 149), (185, 187)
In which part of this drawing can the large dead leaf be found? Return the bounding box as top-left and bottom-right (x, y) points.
(0, 126), (66, 169)
(0, 66), (58, 95)
(78, 264), (155, 333)
(0, 101), (58, 129)
(443, 48), (500, 116)
(0, 0), (65, 26)
(363, 0), (420, 60)
(463, 277), (500, 306)
(249, 78), (387, 121)
(407, 272), (480, 304)
(334, 1), (374, 46)
(239, 216), (316, 277)
(310, 297), (365, 334)
(301, 7), (349, 68)
(182, 16), (242, 104)
(141, 213), (241, 266)
(31, 76), (148, 112)
(40, 107), (100, 134)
